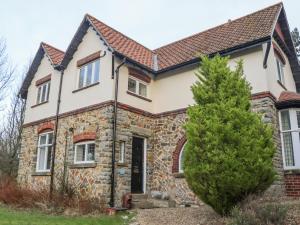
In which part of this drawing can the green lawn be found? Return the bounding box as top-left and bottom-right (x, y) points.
(0, 206), (132, 225)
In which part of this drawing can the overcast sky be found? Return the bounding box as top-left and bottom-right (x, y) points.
(0, 0), (299, 84)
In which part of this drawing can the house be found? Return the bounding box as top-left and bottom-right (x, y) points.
(18, 2), (300, 208)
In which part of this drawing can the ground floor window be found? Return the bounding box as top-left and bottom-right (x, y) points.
(280, 109), (300, 169)
(74, 141), (95, 164)
(179, 143), (186, 173)
(36, 132), (53, 172)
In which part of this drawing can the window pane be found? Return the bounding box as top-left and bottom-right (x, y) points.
(86, 63), (93, 86)
(41, 84), (47, 102)
(280, 63), (285, 84)
(297, 111), (300, 128)
(179, 145), (186, 172)
(46, 146), (52, 170)
(128, 78), (136, 93)
(37, 147), (46, 170)
(276, 59), (282, 82)
(283, 132), (295, 166)
(47, 133), (53, 145)
(76, 144), (85, 162)
(37, 86), (41, 104)
(281, 111), (291, 131)
(139, 83), (147, 97)
(93, 60), (100, 83)
(39, 135), (47, 146)
(79, 67), (85, 88)
(119, 142), (125, 163)
(87, 144), (95, 161)
(46, 83), (50, 101)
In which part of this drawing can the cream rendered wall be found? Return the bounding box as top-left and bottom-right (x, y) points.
(24, 55), (60, 124)
(60, 27), (114, 114)
(265, 39), (296, 98)
(151, 48), (267, 113)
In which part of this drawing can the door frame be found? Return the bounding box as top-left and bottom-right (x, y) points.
(132, 136), (147, 194)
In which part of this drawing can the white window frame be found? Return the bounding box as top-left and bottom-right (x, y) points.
(36, 131), (53, 172)
(119, 141), (126, 163)
(127, 76), (148, 98)
(279, 109), (300, 170)
(179, 143), (186, 173)
(74, 141), (96, 164)
(276, 57), (285, 85)
(36, 81), (50, 104)
(77, 59), (100, 89)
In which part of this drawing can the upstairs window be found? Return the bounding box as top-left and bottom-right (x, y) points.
(276, 56), (285, 85)
(36, 82), (50, 104)
(36, 132), (53, 172)
(74, 141), (95, 164)
(280, 109), (300, 169)
(128, 77), (147, 98)
(78, 59), (100, 89)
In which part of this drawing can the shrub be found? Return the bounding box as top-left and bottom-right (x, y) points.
(0, 176), (106, 215)
(184, 55), (276, 215)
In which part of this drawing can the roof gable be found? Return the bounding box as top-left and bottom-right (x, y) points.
(19, 42), (65, 98)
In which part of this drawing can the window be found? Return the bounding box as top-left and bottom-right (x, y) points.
(280, 110), (300, 169)
(276, 57), (285, 85)
(36, 82), (50, 104)
(128, 77), (147, 97)
(179, 143), (186, 173)
(36, 132), (53, 172)
(119, 141), (125, 163)
(74, 141), (95, 163)
(78, 59), (100, 89)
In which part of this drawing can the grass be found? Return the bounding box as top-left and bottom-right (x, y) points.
(0, 206), (132, 225)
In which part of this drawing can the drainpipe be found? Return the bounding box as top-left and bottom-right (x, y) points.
(263, 40), (271, 69)
(110, 58), (126, 208)
(50, 65), (65, 199)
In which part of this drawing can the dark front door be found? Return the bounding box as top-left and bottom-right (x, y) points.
(131, 137), (144, 193)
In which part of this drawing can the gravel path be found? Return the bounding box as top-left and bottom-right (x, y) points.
(131, 206), (226, 225)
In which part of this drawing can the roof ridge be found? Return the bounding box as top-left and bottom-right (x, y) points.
(41, 42), (65, 53)
(86, 14), (155, 53)
(154, 2), (282, 51)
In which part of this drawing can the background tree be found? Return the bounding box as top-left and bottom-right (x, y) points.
(291, 27), (300, 57)
(184, 55), (276, 215)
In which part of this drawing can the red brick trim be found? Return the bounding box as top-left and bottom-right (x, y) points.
(73, 132), (96, 143)
(273, 42), (286, 65)
(35, 74), (51, 86)
(251, 91), (277, 102)
(77, 51), (101, 67)
(284, 173), (300, 198)
(37, 122), (54, 134)
(128, 67), (151, 83)
(172, 136), (186, 173)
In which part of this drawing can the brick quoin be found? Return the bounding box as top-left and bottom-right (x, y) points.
(172, 136), (186, 173)
(284, 174), (300, 198)
(37, 122), (54, 134)
(73, 132), (96, 143)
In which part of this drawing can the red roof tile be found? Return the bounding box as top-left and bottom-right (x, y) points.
(41, 42), (65, 65)
(278, 91), (300, 102)
(154, 3), (282, 70)
(86, 15), (154, 69)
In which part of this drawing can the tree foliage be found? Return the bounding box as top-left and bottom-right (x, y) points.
(291, 27), (300, 57)
(184, 55), (276, 215)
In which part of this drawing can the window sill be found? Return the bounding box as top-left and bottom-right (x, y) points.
(32, 171), (51, 176)
(31, 101), (48, 108)
(69, 162), (97, 169)
(126, 91), (152, 102)
(173, 173), (185, 178)
(277, 80), (287, 90)
(284, 169), (300, 175)
(72, 82), (99, 93)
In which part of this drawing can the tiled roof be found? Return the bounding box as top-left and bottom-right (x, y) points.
(41, 42), (65, 65)
(154, 3), (282, 70)
(278, 91), (300, 102)
(86, 15), (154, 69)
